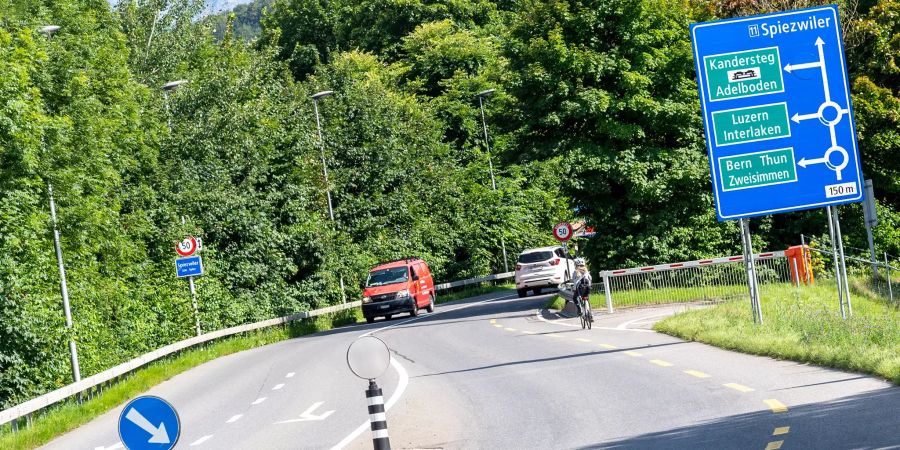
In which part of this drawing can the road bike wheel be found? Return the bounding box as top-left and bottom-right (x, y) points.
(580, 308), (586, 329)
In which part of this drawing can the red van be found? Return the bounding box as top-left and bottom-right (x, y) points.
(362, 258), (435, 323)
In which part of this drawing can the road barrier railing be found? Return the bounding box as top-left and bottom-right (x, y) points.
(1, 271), (513, 433)
(560, 251), (789, 313)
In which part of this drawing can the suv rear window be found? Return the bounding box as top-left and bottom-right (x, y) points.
(518, 251), (553, 263)
(367, 267), (409, 287)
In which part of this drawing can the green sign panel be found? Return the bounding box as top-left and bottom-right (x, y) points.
(703, 47), (784, 102)
(718, 148), (797, 192)
(711, 102), (791, 147)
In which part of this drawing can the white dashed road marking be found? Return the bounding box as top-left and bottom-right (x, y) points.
(272, 383), (285, 390)
(226, 414), (243, 423)
(286, 372), (295, 378)
(251, 397), (267, 405)
(190, 435), (213, 446)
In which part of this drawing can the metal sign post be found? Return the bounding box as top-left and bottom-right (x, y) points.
(176, 236), (203, 336)
(832, 206), (852, 316)
(553, 222), (574, 282)
(48, 184), (81, 383)
(862, 179), (878, 281)
(826, 206), (846, 318)
(740, 218), (762, 323)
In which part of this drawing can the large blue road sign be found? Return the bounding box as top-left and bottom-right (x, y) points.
(691, 5), (863, 220)
(118, 396), (181, 450)
(175, 255), (203, 278)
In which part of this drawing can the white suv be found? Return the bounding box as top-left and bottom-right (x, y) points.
(514, 246), (576, 297)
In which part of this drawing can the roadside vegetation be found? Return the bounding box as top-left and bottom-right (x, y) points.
(0, 309), (359, 450)
(2, 0), (898, 419)
(655, 281), (900, 384)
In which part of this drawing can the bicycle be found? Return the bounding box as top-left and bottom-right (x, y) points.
(578, 293), (593, 330)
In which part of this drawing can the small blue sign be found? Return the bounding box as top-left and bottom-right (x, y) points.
(118, 396), (180, 450)
(175, 255), (203, 278)
(691, 5), (864, 220)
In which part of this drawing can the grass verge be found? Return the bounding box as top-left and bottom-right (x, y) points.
(654, 280), (900, 384)
(0, 309), (360, 450)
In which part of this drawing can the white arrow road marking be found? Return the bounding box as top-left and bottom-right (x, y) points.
(272, 383), (285, 390)
(94, 442), (124, 450)
(226, 414), (243, 423)
(275, 401), (335, 424)
(798, 157), (828, 168)
(286, 372), (295, 378)
(125, 407), (170, 444)
(190, 435), (213, 446)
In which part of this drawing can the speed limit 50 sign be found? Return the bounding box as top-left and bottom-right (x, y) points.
(553, 222), (573, 242)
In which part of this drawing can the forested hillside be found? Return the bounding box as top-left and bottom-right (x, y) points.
(0, 0), (897, 408)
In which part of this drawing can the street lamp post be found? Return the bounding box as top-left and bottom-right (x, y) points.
(476, 89), (509, 273)
(38, 24), (81, 384)
(161, 79), (189, 131)
(311, 90), (346, 302)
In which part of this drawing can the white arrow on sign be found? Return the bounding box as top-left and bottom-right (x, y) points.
(125, 407), (171, 444)
(275, 401), (335, 424)
(798, 157), (828, 168)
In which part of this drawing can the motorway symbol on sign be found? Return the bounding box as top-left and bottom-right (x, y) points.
(176, 236), (198, 257)
(553, 222), (573, 242)
(175, 255), (203, 278)
(118, 396), (180, 450)
(691, 5), (863, 220)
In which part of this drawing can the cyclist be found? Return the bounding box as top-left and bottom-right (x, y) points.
(572, 258), (592, 318)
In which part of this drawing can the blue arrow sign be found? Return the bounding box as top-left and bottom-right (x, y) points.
(175, 255), (203, 278)
(691, 5), (863, 220)
(118, 396), (180, 450)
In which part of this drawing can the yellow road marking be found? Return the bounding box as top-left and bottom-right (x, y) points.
(649, 359), (673, 367)
(493, 324), (503, 328)
(683, 369), (710, 378)
(624, 351), (643, 357)
(575, 338), (592, 343)
(598, 343), (617, 349)
(490, 319), (496, 324)
(765, 440), (784, 450)
(773, 426), (790, 436)
(547, 333), (564, 338)
(764, 399), (788, 413)
(521, 331), (536, 335)
(723, 383), (754, 393)
(505, 327), (517, 332)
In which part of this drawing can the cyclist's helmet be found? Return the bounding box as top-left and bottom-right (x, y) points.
(574, 257), (586, 267)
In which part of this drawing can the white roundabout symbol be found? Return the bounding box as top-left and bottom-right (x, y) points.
(817, 100), (844, 126)
(824, 145), (848, 173)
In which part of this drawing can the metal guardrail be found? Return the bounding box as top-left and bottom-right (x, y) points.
(433, 272), (513, 291)
(0, 301), (360, 428)
(1, 271), (512, 429)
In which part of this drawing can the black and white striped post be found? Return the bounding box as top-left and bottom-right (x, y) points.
(366, 379), (391, 449)
(347, 336), (393, 450)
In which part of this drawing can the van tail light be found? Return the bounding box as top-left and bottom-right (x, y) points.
(549, 258), (561, 266)
(515, 264), (522, 271)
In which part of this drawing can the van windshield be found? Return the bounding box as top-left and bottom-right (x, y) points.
(366, 267), (409, 287)
(518, 251), (553, 263)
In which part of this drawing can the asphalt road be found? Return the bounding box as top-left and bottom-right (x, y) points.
(41, 290), (899, 450)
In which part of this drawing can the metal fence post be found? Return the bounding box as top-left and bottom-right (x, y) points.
(602, 272), (613, 314)
(886, 252), (894, 303)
